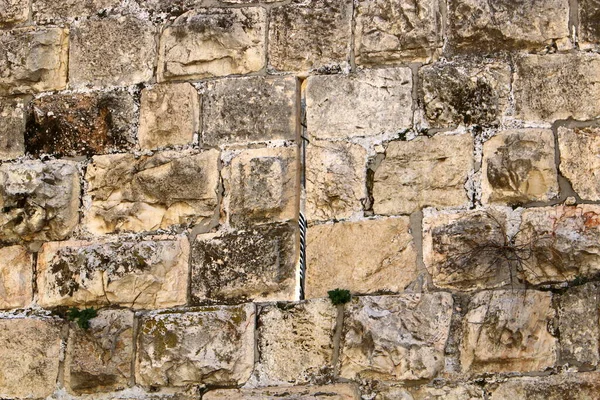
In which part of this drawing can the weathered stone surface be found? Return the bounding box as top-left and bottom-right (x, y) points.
(268, 0), (352, 72)
(37, 237), (189, 309)
(69, 17), (156, 88)
(158, 8), (266, 81)
(490, 373), (600, 400)
(136, 304), (255, 387)
(419, 61), (511, 128)
(0, 318), (62, 399)
(580, 0), (600, 46)
(0, 245), (32, 309)
(373, 134), (473, 215)
(306, 68), (412, 139)
(374, 383), (484, 400)
(0, 0), (28, 25)
(32, 0), (121, 23)
(204, 384), (361, 399)
(558, 126), (600, 200)
(191, 223), (297, 304)
(514, 54), (600, 122)
(0, 98), (26, 160)
(461, 290), (557, 374)
(84, 149), (219, 234)
(306, 218), (417, 298)
(355, 0), (442, 65)
(305, 141), (366, 222)
(340, 293), (453, 381)
(482, 129), (558, 205)
(139, 83), (199, 150)
(65, 309), (134, 394)
(447, 0), (570, 54)
(0, 28), (68, 95)
(0, 160), (80, 243)
(26, 90), (136, 157)
(202, 76), (297, 147)
(224, 147), (298, 227)
(253, 299), (337, 386)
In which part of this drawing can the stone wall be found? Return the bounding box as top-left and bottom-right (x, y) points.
(0, 0), (600, 399)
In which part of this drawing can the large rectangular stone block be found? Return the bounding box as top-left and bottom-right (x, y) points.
(32, 0), (121, 23)
(0, 97), (27, 161)
(490, 373), (600, 399)
(0, 245), (32, 309)
(558, 126), (600, 201)
(204, 384), (361, 400)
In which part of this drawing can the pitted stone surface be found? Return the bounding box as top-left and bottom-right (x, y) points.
(0, 245), (32, 309)
(580, 0), (600, 46)
(0, 97), (27, 160)
(204, 384), (361, 400)
(32, 0), (121, 22)
(375, 383), (484, 400)
(0, 0), (29, 25)
(558, 126), (600, 200)
(490, 373), (600, 399)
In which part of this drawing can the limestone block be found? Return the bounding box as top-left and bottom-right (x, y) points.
(0, 160), (80, 243)
(482, 129), (558, 205)
(490, 373), (600, 400)
(340, 293), (453, 381)
(32, 0), (121, 22)
(84, 149), (219, 234)
(558, 126), (600, 200)
(514, 54), (600, 122)
(268, 0), (352, 72)
(580, 0), (600, 47)
(373, 134), (473, 215)
(306, 218), (417, 298)
(139, 83), (199, 150)
(0, 245), (32, 309)
(0, 97), (26, 160)
(224, 147), (299, 227)
(447, 0), (570, 53)
(37, 237), (189, 309)
(65, 309), (134, 394)
(306, 68), (412, 139)
(191, 223), (297, 304)
(253, 299), (337, 386)
(0, 0), (28, 25)
(158, 8), (266, 81)
(0, 318), (62, 399)
(461, 290), (557, 374)
(355, 0), (442, 65)
(375, 383), (484, 400)
(204, 384), (361, 400)
(202, 76), (297, 147)
(69, 17), (156, 88)
(26, 90), (136, 157)
(0, 28), (68, 95)
(136, 304), (256, 388)
(419, 61), (511, 128)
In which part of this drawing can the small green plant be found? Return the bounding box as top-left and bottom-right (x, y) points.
(328, 288), (351, 305)
(67, 307), (98, 329)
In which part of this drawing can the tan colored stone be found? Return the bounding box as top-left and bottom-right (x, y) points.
(0, 318), (62, 399)
(37, 237), (189, 309)
(375, 383), (484, 400)
(84, 149), (219, 234)
(0, 97), (26, 160)
(341, 293), (453, 381)
(482, 129), (558, 205)
(558, 126), (600, 200)
(373, 134), (473, 215)
(461, 290), (557, 374)
(32, 0), (120, 22)
(580, 0), (600, 47)
(204, 384), (361, 400)
(0, 245), (32, 309)
(158, 8), (266, 81)
(136, 304), (255, 388)
(306, 218), (417, 298)
(0, 28), (68, 95)
(139, 83), (199, 150)
(0, 0), (28, 25)
(490, 373), (600, 400)
(514, 54), (600, 122)
(69, 17), (156, 88)
(306, 68), (412, 139)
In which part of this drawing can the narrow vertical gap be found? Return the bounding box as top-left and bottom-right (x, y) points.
(349, 0), (357, 72)
(31, 250), (38, 305)
(298, 77), (308, 301)
(130, 313), (140, 387)
(568, 0), (579, 46)
(331, 303), (345, 377)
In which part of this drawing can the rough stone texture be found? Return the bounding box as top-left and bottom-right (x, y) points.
(85, 149), (219, 234)
(373, 134), (474, 215)
(224, 147), (299, 227)
(0, 160), (80, 243)
(204, 384), (361, 400)
(0, 0), (28, 25)
(138, 83), (199, 150)
(0, 318), (62, 399)
(580, 0), (600, 47)
(558, 126), (600, 201)
(69, 17), (156, 88)
(305, 141), (366, 222)
(461, 290), (557, 374)
(419, 61), (511, 128)
(268, 0), (352, 72)
(490, 373), (600, 400)
(191, 223), (297, 304)
(340, 293), (453, 381)
(374, 383), (484, 400)
(0, 245), (32, 309)
(253, 299), (337, 386)
(482, 129), (558, 205)
(306, 68), (412, 139)
(355, 0), (442, 65)
(0, 28), (68, 95)
(202, 76), (297, 147)
(514, 54), (600, 123)
(37, 237), (189, 309)
(0, 97), (26, 160)
(26, 90), (136, 157)
(158, 8), (266, 81)
(136, 304), (255, 388)
(65, 309), (134, 394)
(306, 218), (417, 298)
(447, 0), (570, 54)
(32, 0), (121, 23)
